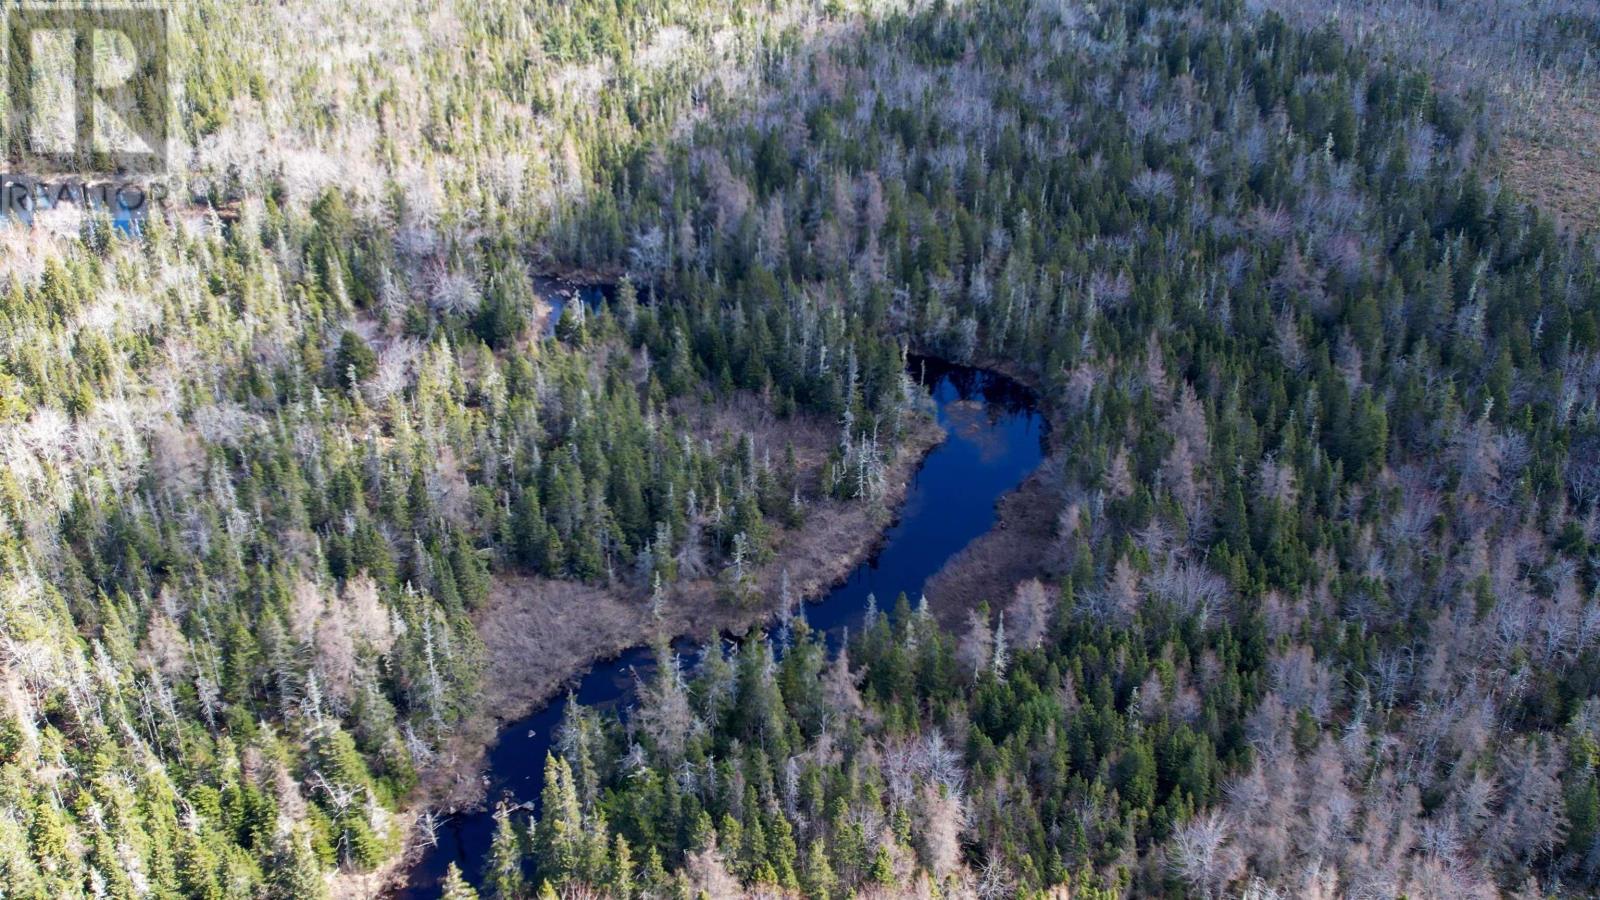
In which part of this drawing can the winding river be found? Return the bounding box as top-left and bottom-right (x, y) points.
(399, 356), (1046, 897)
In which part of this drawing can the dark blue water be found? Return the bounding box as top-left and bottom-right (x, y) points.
(535, 277), (611, 336)
(398, 357), (1045, 897)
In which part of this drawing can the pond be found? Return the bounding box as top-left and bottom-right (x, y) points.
(534, 277), (614, 337)
(397, 355), (1046, 897)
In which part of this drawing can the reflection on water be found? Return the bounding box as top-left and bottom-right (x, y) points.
(534, 278), (614, 336)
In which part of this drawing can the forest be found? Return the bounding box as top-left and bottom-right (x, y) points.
(2, 0), (1600, 897)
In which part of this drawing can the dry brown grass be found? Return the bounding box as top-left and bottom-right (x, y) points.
(1499, 86), (1600, 231)
(477, 578), (651, 714)
(921, 459), (1064, 631)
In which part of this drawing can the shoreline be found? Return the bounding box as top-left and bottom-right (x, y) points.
(368, 410), (948, 897)
(905, 348), (1071, 629)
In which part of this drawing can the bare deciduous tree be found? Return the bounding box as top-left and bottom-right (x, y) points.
(1169, 812), (1243, 898)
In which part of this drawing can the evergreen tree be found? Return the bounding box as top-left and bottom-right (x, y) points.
(441, 863), (481, 900)
(486, 801), (527, 900)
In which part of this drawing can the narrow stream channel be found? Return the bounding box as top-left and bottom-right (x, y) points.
(398, 357), (1046, 897)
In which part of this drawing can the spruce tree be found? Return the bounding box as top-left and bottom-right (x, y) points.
(486, 801), (527, 900)
(440, 863), (481, 900)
